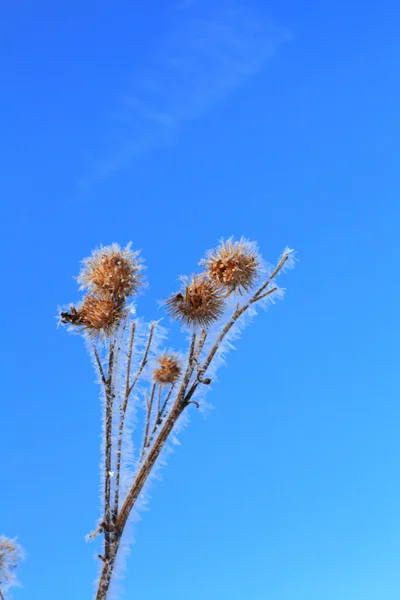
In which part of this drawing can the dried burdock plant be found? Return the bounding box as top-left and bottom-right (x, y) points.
(59, 238), (296, 600)
(0, 537), (24, 599)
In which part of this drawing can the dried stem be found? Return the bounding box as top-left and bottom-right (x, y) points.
(128, 322), (156, 396)
(157, 385), (162, 416)
(140, 382), (157, 460)
(93, 345), (107, 386)
(113, 321), (136, 516)
(147, 383), (176, 448)
(250, 286), (278, 303)
(103, 342), (115, 560)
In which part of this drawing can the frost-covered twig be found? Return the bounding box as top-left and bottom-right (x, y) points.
(103, 343), (115, 560)
(128, 322), (156, 396)
(140, 382), (157, 460)
(113, 321), (136, 516)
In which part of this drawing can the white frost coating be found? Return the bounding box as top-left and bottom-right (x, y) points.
(281, 247), (297, 272)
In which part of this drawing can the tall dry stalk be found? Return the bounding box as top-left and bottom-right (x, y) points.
(59, 237), (295, 599)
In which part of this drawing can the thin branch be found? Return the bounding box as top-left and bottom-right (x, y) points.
(93, 345), (107, 386)
(88, 525), (103, 540)
(113, 322), (136, 516)
(103, 341), (115, 560)
(159, 384), (175, 422)
(249, 286), (278, 303)
(128, 322), (156, 396)
(194, 329), (207, 360)
(157, 385), (162, 415)
(140, 382), (157, 461)
(147, 383), (176, 449)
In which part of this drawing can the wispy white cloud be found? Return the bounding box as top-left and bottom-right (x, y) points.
(80, 0), (290, 187)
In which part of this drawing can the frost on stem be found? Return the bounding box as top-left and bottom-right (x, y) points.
(0, 537), (24, 598)
(59, 239), (295, 600)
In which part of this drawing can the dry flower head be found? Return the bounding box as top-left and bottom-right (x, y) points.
(0, 537), (22, 588)
(201, 237), (260, 294)
(78, 243), (143, 301)
(153, 353), (182, 385)
(165, 274), (225, 328)
(60, 295), (126, 339)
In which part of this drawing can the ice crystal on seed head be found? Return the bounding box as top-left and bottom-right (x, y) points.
(153, 353), (182, 385)
(60, 294), (127, 339)
(201, 237), (260, 295)
(78, 243), (143, 301)
(0, 536), (24, 593)
(165, 274), (225, 328)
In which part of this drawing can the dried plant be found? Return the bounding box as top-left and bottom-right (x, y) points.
(0, 537), (24, 599)
(59, 238), (296, 599)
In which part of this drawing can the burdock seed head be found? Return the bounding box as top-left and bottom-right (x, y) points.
(201, 237), (260, 295)
(153, 353), (182, 385)
(0, 536), (23, 588)
(165, 274), (225, 328)
(61, 294), (127, 339)
(78, 243), (143, 302)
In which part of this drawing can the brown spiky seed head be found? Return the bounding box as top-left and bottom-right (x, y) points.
(165, 274), (225, 328)
(61, 294), (126, 338)
(153, 353), (182, 385)
(201, 237), (260, 294)
(78, 243), (143, 301)
(0, 537), (22, 585)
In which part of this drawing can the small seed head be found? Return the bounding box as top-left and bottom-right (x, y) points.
(165, 274), (225, 328)
(201, 237), (260, 295)
(153, 353), (182, 385)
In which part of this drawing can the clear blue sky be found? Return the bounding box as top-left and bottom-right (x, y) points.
(1, 0), (399, 598)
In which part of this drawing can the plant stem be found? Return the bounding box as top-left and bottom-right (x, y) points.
(140, 382), (157, 460)
(103, 342), (115, 560)
(113, 322), (136, 517)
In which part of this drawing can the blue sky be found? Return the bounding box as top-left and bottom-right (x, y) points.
(1, 0), (399, 598)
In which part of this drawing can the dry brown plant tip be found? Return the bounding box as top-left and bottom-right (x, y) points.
(201, 237), (260, 295)
(61, 295), (126, 338)
(165, 274), (225, 328)
(0, 537), (23, 592)
(78, 243), (143, 301)
(153, 354), (182, 385)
